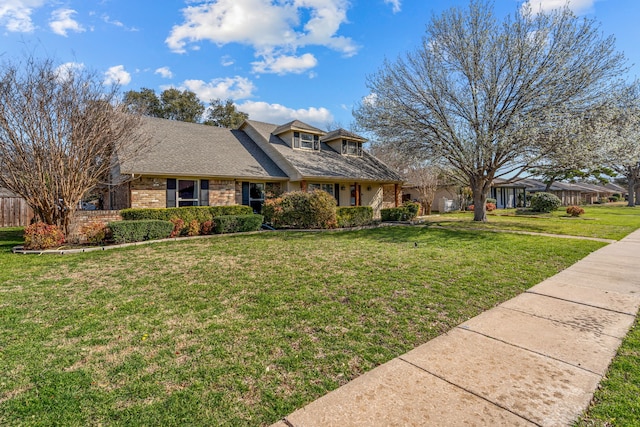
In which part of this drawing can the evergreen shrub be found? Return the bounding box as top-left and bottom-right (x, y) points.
(109, 220), (173, 243)
(336, 206), (374, 227)
(530, 192), (562, 213)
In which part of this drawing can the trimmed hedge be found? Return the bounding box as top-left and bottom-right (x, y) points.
(381, 202), (420, 222)
(336, 206), (374, 227)
(214, 214), (264, 234)
(120, 206), (253, 223)
(262, 190), (337, 229)
(108, 220), (174, 244)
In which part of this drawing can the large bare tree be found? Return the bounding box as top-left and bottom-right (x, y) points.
(0, 57), (149, 234)
(354, 0), (627, 221)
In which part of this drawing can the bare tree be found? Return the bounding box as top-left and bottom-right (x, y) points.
(0, 57), (149, 234)
(405, 165), (440, 215)
(354, 0), (627, 221)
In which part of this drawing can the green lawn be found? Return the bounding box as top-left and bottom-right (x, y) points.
(576, 316), (640, 426)
(0, 206), (639, 426)
(426, 204), (640, 240)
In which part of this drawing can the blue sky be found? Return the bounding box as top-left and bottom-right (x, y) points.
(1, 0), (638, 129)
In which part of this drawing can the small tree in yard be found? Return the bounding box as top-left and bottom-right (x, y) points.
(405, 165), (440, 215)
(354, 0), (627, 221)
(0, 57), (149, 235)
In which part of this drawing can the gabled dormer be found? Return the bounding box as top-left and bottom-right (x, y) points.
(321, 129), (367, 157)
(272, 120), (325, 151)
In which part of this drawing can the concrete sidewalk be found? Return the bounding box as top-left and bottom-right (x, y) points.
(272, 230), (640, 427)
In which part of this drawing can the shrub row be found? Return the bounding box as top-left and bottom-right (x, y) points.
(336, 206), (374, 227)
(109, 220), (174, 244)
(381, 201), (420, 222)
(215, 215), (264, 234)
(262, 190), (337, 229)
(120, 205), (253, 223)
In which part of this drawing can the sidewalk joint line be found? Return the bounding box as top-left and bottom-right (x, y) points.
(281, 418), (295, 427)
(525, 290), (637, 317)
(456, 327), (605, 377)
(398, 357), (542, 427)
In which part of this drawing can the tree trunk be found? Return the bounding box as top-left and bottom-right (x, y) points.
(471, 184), (488, 222)
(628, 177), (636, 207)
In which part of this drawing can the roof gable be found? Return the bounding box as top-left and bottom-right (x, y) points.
(272, 120), (325, 136)
(321, 128), (367, 143)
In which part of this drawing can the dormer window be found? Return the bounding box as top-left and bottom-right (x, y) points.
(342, 139), (363, 156)
(294, 132), (320, 151)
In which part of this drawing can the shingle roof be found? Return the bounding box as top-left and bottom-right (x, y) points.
(321, 128), (367, 143)
(245, 120), (402, 183)
(272, 120), (324, 136)
(119, 117), (287, 179)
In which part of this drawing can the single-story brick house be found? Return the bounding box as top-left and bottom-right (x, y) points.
(491, 178), (619, 207)
(108, 117), (403, 218)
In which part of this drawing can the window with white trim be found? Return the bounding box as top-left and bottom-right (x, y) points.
(293, 132), (320, 151)
(342, 140), (363, 156)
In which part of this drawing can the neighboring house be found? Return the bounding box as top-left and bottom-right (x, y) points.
(490, 178), (529, 209)
(570, 182), (614, 204)
(491, 178), (616, 207)
(402, 184), (462, 213)
(109, 117), (403, 218)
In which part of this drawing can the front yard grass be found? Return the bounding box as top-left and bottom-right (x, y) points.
(576, 315), (640, 426)
(426, 204), (640, 240)
(0, 225), (608, 426)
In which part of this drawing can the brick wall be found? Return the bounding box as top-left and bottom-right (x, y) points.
(130, 177), (166, 209)
(209, 180), (236, 206)
(382, 184), (398, 209)
(68, 210), (122, 243)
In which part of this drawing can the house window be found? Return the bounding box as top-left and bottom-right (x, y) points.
(308, 183), (334, 196)
(249, 183), (265, 213)
(294, 132), (320, 151)
(342, 140), (363, 156)
(178, 179), (198, 206)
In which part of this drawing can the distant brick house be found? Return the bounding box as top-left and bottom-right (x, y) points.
(108, 117), (403, 218)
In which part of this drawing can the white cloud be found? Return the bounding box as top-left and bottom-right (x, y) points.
(104, 65), (131, 86)
(384, 0), (401, 14)
(236, 100), (333, 128)
(221, 55), (235, 67)
(523, 0), (596, 15)
(55, 61), (85, 82)
(0, 0), (46, 32)
(251, 53), (317, 74)
(175, 76), (256, 101)
(102, 14), (138, 31)
(362, 93), (377, 106)
(49, 8), (85, 36)
(165, 0), (357, 74)
(155, 66), (174, 79)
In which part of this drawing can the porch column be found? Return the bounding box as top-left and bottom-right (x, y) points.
(355, 182), (360, 206)
(395, 184), (401, 207)
(301, 180), (308, 192)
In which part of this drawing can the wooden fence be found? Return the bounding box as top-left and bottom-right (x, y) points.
(0, 197), (34, 227)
